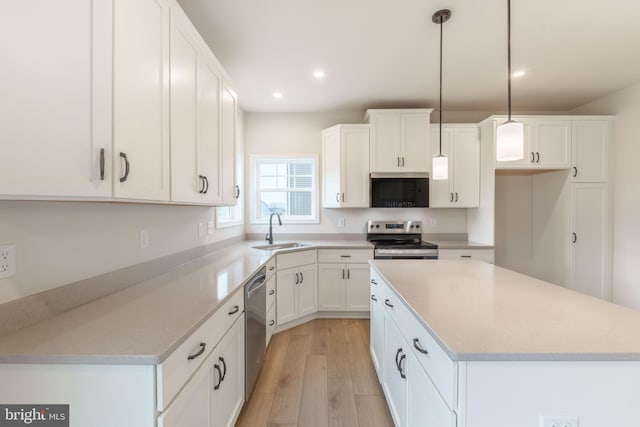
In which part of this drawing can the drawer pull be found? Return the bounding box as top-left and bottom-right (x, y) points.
(228, 305), (240, 315)
(269, 266), (275, 271)
(268, 290), (275, 295)
(370, 279), (377, 285)
(340, 255), (352, 258)
(219, 357), (227, 381)
(213, 364), (222, 390)
(413, 338), (429, 354)
(398, 354), (406, 379)
(395, 348), (403, 371)
(384, 299), (394, 308)
(371, 295), (377, 302)
(187, 342), (206, 360)
(269, 320), (275, 326)
(460, 255), (472, 258)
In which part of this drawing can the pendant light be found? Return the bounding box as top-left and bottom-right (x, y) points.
(432, 9), (451, 181)
(496, 0), (524, 161)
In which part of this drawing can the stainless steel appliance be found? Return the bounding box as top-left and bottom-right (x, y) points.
(370, 173), (429, 208)
(244, 266), (267, 398)
(366, 220), (438, 259)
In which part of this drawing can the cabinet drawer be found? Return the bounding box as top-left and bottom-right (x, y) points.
(266, 257), (276, 279)
(277, 249), (317, 270)
(266, 275), (276, 312)
(398, 302), (457, 410)
(439, 249), (494, 264)
(318, 248), (373, 264)
(157, 287), (244, 411)
(266, 303), (277, 347)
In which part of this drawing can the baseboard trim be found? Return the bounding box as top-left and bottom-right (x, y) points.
(273, 310), (370, 334)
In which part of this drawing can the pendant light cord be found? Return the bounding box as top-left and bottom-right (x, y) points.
(438, 15), (443, 156)
(507, 0), (512, 121)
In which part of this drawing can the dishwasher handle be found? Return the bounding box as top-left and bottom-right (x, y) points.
(246, 268), (267, 298)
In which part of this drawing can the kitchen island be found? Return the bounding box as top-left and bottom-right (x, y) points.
(370, 259), (640, 427)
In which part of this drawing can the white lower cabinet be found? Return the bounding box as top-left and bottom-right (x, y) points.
(318, 263), (370, 311)
(370, 278), (384, 381)
(276, 251), (318, 325)
(438, 249), (495, 264)
(382, 313), (408, 427)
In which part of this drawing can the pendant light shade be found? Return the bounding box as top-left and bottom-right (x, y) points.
(432, 9), (451, 181)
(496, 0), (524, 162)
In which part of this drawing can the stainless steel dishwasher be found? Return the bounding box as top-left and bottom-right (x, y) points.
(244, 266), (267, 398)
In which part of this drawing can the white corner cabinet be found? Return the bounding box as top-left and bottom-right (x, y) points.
(429, 125), (480, 208)
(366, 109), (433, 173)
(276, 250), (318, 324)
(321, 125), (370, 208)
(317, 249), (373, 311)
(0, 0), (237, 206)
(0, 287), (245, 427)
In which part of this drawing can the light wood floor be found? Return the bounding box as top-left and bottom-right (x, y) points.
(236, 319), (394, 427)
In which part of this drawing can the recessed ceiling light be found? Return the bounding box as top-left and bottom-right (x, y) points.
(313, 70), (325, 79)
(512, 70), (526, 78)
(273, 91), (283, 99)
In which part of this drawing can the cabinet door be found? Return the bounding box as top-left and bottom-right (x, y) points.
(572, 121), (610, 183)
(429, 128), (453, 207)
(341, 127), (370, 207)
(370, 285), (384, 381)
(570, 184), (610, 299)
(535, 120), (571, 168)
(113, 0), (170, 201)
(158, 352), (212, 427)
(321, 127), (341, 208)
(318, 264), (345, 311)
(169, 13), (199, 203)
(276, 269), (298, 324)
(400, 113), (430, 172)
(297, 264), (318, 318)
(406, 350), (456, 427)
(345, 264), (371, 311)
(382, 315), (408, 427)
(196, 54), (223, 204)
(495, 117), (535, 169)
(370, 113), (401, 172)
(452, 127), (480, 207)
(0, 0), (111, 198)
(221, 83), (238, 205)
(211, 315), (245, 427)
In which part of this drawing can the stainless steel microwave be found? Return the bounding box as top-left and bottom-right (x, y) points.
(370, 173), (429, 208)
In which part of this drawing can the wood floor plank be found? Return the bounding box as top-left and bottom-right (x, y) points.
(326, 320), (350, 379)
(308, 318), (329, 355)
(268, 333), (310, 425)
(254, 330), (291, 394)
(344, 319), (381, 396)
(235, 392), (273, 427)
(298, 355), (329, 427)
(328, 377), (359, 427)
(355, 394), (394, 427)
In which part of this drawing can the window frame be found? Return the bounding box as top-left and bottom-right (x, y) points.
(249, 154), (319, 225)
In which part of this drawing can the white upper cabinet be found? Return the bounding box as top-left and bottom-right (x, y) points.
(571, 120), (611, 183)
(0, 0), (112, 198)
(221, 82), (239, 206)
(169, 8), (223, 205)
(367, 109), (432, 173)
(429, 125), (480, 208)
(113, 0), (171, 201)
(495, 117), (570, 170)
(321, 125), (370, 208)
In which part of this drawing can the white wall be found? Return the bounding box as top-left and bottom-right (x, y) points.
(572, 82), (640, 310)
(243, 111), (469, 236)
(0, 113), (246, 305)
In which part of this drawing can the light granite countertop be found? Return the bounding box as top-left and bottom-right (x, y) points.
(371, 259), (640, 361)
(0, 239), (371, 365)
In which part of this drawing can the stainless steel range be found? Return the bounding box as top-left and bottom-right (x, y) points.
(366, 220), (438, 259)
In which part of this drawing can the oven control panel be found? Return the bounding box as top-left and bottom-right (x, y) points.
(367, 220), (422, 234)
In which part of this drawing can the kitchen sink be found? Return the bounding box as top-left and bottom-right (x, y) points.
(252, 242), (308, 251)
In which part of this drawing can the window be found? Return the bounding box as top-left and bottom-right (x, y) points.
(250, 156), (318, 223)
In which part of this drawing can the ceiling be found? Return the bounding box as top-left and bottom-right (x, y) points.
(177, 0), (640, 113)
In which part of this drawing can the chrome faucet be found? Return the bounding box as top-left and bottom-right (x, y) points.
(265, 212), (282, 245)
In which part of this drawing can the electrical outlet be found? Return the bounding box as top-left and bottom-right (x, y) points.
(540, 416), (579, 427)
(207, 221), (214, 235)
(338, 218), (345, 228)
(139, 229), (149, 249)
(430, 218), (437, 227)
(0, 244), (17, 279)
(198, 222), (205, 238)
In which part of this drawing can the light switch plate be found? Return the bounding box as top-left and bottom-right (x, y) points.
(0, 244), (17, 279)
(139, 230), (149, 249)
